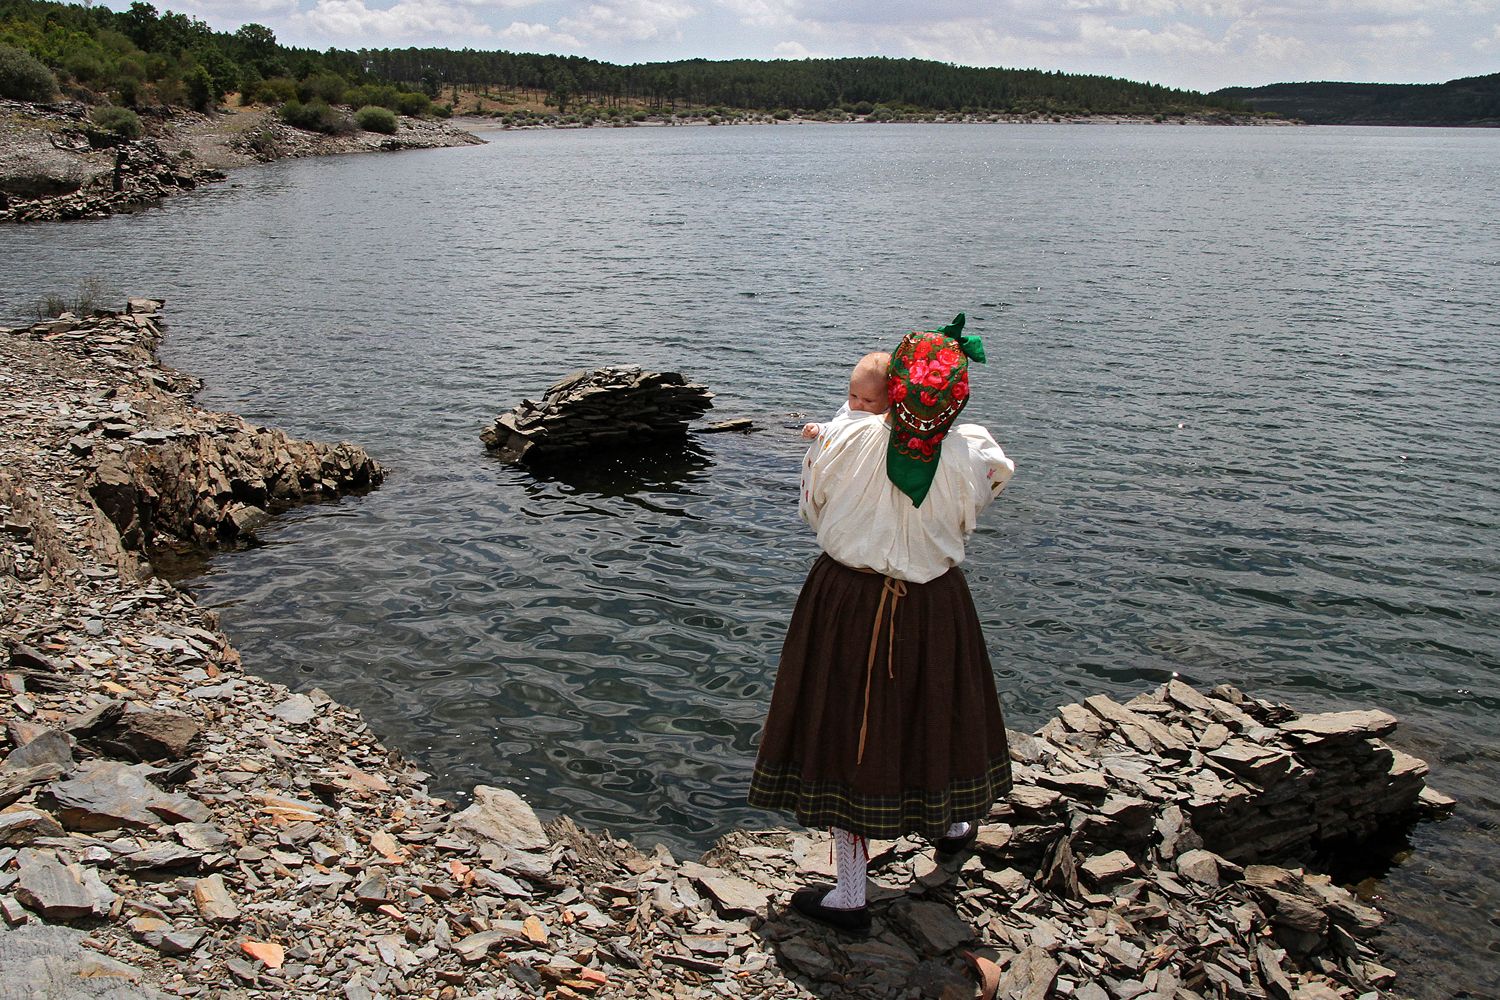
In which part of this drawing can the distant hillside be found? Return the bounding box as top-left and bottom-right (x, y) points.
(0, 0), (1250, 118)
(1213, 73), (1500, 126)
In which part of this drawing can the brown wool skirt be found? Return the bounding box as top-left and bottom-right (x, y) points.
(748, 553), (1012, 841)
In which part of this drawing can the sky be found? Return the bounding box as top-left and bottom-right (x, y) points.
(103, 0), (1500, 92)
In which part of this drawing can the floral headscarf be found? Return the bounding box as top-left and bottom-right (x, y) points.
(886, 313), (986, 507)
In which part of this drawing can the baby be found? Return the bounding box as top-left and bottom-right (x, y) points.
(801, 352), (892, 439)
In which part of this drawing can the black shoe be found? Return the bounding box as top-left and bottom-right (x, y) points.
(934, 823), (979, 864)
(789, 886), (871, 935)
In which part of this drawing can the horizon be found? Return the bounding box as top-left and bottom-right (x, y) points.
(75, 0), (1498, 95)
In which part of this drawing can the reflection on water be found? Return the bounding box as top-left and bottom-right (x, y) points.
(516, 436), (716, 500)
(1, 124), (1497, 998)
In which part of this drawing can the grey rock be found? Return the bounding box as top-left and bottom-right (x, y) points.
(451, 785), (548, 852)
(994, 944), (1058, 1000)
(13, 851), (97, 920)
(1281, 710), (1398, 744)
(893, 899), (973, 953)
(46, 759), (209, 830)
(0, 807), (64, 846)
(269, 694), (318, 725)
(2, 730), (75, 772)
(678, 861), (772, 916)
(103, 710), (202, 761)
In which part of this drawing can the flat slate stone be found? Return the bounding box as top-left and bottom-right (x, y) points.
(451, 785), (548, 852)
(2, 730), (75, 773)
(894, 899), (973, 953)
(46, 759), (208, 830)
(1281, 710), (1397, 743)
(14, 851), (95, 920)
(0, 806), (64, 846)
(269, 694), (318, 725)
(678, 861), (772, 916)
(1080, 850), (1137, 886)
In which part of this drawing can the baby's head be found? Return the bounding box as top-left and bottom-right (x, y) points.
(848, 352), (892, 415)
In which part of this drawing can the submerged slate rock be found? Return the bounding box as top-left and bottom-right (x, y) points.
(481, 366), (714, 464)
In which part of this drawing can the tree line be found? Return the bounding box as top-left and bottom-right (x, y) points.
(0, 0), (1248, 116)
(1212, 74), (1500, 126)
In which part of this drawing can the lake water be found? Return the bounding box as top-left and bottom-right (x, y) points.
(1, 122), (1496, 996)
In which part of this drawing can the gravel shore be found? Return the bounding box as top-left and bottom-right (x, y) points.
(0, 303), (1450, 999)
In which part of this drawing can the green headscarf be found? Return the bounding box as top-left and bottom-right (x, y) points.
(886, 314), (986, 508)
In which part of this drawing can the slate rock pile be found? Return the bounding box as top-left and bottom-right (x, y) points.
(0, 136), (225, 224)
(1, 300), (383, 577)
(481, 367), (715, 464)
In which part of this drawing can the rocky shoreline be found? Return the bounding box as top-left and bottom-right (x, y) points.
(1, 303), (1451, 999)
(0, 99), (482, 225)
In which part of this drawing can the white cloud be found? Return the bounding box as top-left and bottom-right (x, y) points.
(558, 0), (698, 41)
(1352, 20), (1435, 37)
(772, 39), (825, 58)
(498, 19), (586, 47)
(1472, 24), (1500, 50)
(293, 0), (488, 40)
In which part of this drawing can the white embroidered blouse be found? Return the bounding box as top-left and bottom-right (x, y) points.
(799, 409), (1015, 584)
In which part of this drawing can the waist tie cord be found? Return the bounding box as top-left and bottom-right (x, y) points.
(856, 575), (907, 765)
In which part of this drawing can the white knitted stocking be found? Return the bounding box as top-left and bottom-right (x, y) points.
(821, 828), (867, 910)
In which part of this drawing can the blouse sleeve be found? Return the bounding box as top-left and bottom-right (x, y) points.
(952, 424), (1016, 534)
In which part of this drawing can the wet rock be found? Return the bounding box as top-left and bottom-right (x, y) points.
(482, 367), (715, 464)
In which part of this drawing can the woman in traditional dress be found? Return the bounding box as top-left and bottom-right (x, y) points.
(748, 314), (1016, 934)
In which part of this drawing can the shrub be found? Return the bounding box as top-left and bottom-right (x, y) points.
(185, 64), (215, 112)
(773, 108), (791, 120)
(0, 43), (59, 102)
(254, 77), (297, 104)
(433, 103), (452, 119)
(298, 71), (346, 105)
(393, 90), (430, 117)
(355, 104), (397, 134)
(90, 105), (143, 140)
(280, 99), (354, 135)
(345, 83), (398, 110)
(631, 110), (647, 122)
(853, 100), (874, 116)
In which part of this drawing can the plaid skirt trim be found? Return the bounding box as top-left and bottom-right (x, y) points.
(747, 754), (1013, 841)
